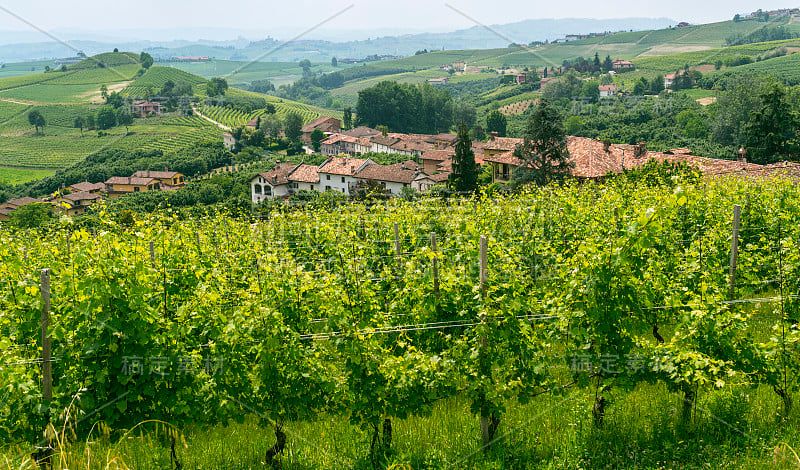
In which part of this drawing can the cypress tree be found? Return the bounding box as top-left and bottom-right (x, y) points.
(450, 122), (478, 193)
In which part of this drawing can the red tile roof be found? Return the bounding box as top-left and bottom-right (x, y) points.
(132, 170), (181, 179)
(253, 162), (299, 186)
(319, 157), (369, 176)
(301, 116), (341, 133)
(356, 163), (418, 184)
(288, 164), (320, 183)
(63, 191), (100, 202)
(484, 137), (524, 151)
(421, 149), (455, 162)
(2, 196), (43, 207)
(105, 177), (158, 186)
(67, 181), (105, 192)
(343, 126), (381, 138)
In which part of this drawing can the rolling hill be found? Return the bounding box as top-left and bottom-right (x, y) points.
(0, 53), (342, 184)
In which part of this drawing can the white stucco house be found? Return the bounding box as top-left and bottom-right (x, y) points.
(317, 156), (374, 195)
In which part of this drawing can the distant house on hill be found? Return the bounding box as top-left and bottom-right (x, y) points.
(599, 84), (619, 97)
(223, 132), (236, 151)
(66, 181), (105, 194)
(131, 170), (185, 188)
(104, 177), (160, 197)
(427, 77), (449, 85)
(611, 59), (635, 71)
(302, 116), (342, 143)
(131, 100), (162, 118)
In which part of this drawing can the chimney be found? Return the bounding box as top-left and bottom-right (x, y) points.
(489, 131), (498, 140)
(738, 146), (747, 163)
(634, 142), (646, 157)
(603, 140), (611, 152)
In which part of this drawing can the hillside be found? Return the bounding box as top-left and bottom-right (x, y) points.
(0, 56), (342, 184)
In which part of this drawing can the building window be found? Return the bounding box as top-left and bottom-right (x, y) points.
(310, 185), (314, 190)
(341, 177), (345, 183)
(134, 187), (140, 192)
(326, 175), (331, 180)
(254, 184), (262, 194)
(325, 185), (331, 190)
(265, 186), (272, 196)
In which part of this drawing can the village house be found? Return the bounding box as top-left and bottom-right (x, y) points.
(0, 197), (47, 221)
(370, 135), (400, 153)
(223, 132), (236, 151)
(104, 177), (161, 197)
(354, 161), (419, 195)
(611, 59), (635, 71)
(433, 133), (458, 148)
(131, 170), (185, 188)
(343, 126), (382, 138)
(318, 156), (374, 195)
(287, 164), (321, 193)
(130, 100), (163, 118)
(599, 84), (619, 98)
(427, 77), (449, 85)
(66, 181), (105, 194)
(246, 117), (260, 130)
(58, 191), (101, 216)
(250, 162), (297, 202)
(419, 149), (455, 174)
(483, 133), (523, 159)
(302, 116), (342, 143)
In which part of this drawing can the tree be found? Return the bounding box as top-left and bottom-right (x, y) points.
(74, 116), (85, 135)
(331, 56), (338, 67)
(284, 111), (303, 142)
(449, 122), (478, 192)
(96, 105), (117, 130)
(9, 202), (51, 228)
(602, 55), (613, 72)
(298, 59), (312, 77)
(633, 78), (647, 95)
(486, 110), (507, 137)
(593, 52), (601, 69)
(113, 47), (119, 52)
(261, 114), (282, 145)
(44, 65), (51, 72)
(28, 110), (45, 134)
(452, 101), (477, 129)
(86, 113), (95, 130)
(115, 107), (133, 133)
(744, 81), (797, 164)
(310, 129), (325, 152)
(206, 77), (229, 97)
(343, 107), (352, 130)
(139, 52), (154, 69)
(733, 13), (741, 22)
(650, 75), (665, 93)
(265, 103), (276, 114)
(512, 98), (573, 186)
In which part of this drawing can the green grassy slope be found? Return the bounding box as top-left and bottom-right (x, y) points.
(0, 56), (341, 181)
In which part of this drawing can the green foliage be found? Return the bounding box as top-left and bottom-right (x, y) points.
(27, 109), (45, 133)
(485, 110), (507, 137)
(356, 81), (453, 134)
(8, 201), (51, 228)
(283, 111), (303, 142)
(449, 122), (478, 192)
(139, 52), (154, 69)
(512, 98), (573, 186)
(726, 25), (799, 46)
(206, 77), (229, 97)
(744, 80), (798, 163)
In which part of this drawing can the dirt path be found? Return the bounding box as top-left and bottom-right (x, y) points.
(192, 106), (231, 131)
(634, 31), (653, 45)
(0, 96), (34, 106)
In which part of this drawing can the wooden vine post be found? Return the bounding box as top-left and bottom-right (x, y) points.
(478, 235), (490, 449)
(40, 268), (53, 464)
(728, 204), (741, 300)
(431, 232), (439, 295)
(394, 222), (401, 269)
(149, 240), (156, 268)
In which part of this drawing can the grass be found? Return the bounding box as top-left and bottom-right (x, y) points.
(1, 383), (797, 469)
(0, 166), (56, 184)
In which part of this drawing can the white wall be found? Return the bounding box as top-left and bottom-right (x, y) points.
(319, 173), (356, 195)
(251, 176), (289, 202)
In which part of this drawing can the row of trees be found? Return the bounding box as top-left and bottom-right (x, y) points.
(355, 81), (459, 134)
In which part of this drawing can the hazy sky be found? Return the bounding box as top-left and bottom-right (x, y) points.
(0, 1), (793, 39)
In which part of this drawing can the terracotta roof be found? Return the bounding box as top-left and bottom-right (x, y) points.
(288, 164), (320, 183)
(430, 171), (452, 182)
(421, 149), (455, 162)
(301, 116), (341, 133)
(132, 170), (181, 179)
(371, 135), (399, 146)
(484, 150), (523, 166)
(434, 133), (458, 142)
(67, 181), (105, 192)
(105, 177), (158, 186)
(390, 140), (430, 152)
(63, 191), (100, 202)
(484, 137), (524, 151)
(599, 85), (618, 91)
(319, 157), (369, 176)
(343, 126), (381, 138)
(356, 162), (418, 184)
(246, 117), (260, 127)
(252, 162), (300, 186)
(3, 196), (43, 207)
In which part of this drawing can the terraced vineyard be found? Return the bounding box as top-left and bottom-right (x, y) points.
(633, 39), (800, 73)
(44, 65), (140, 85)
(37, 104), (99, 127)
(498, 99), (534, 115)
(0, 101), (31, 124)
(142, 126), (223, 153)
(0, 133), (154, 168)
